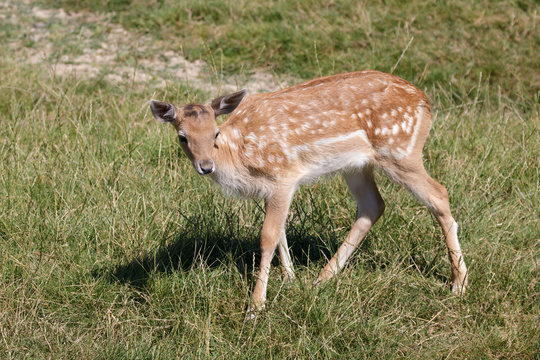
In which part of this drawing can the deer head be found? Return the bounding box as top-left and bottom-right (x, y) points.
(150, 89), (246, 175)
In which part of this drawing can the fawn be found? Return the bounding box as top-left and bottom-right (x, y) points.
(150, 70), (468, 318)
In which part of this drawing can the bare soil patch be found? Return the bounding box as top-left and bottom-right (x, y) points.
(1, 0), (291, 95)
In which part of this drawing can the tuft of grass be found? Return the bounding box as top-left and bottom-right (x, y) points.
(1, 0), (539, 358)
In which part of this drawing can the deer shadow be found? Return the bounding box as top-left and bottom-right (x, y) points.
(97, 208), (450, 292)
(99, 212), (337, 291)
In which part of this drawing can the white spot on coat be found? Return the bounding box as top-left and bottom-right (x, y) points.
(231, 128), (241, 139)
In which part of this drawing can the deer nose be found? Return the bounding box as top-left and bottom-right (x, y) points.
(198, 159), (215, 175)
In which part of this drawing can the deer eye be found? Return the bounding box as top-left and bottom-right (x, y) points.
(178, 132), (187, 143)
(215, 130), (220, 140)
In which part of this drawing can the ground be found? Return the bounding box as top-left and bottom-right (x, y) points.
(0, 0), (538, 358)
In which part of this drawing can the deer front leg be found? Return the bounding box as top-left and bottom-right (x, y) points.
(246, 189), (293, 320)
(277, 230), (295, 282)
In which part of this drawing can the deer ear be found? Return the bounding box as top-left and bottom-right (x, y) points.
(149, 100), (177, 123)
(210, 89), (247, 117)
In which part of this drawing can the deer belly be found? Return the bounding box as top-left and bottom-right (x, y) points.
(297, 150), (372, 185)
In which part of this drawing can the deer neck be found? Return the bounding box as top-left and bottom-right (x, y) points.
(209, 125), (244, 182)
(208, 123), (274, 198)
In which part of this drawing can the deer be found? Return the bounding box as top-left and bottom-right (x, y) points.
(149, 70), (468, 319)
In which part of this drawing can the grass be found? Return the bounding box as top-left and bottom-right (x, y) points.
(42, 0), (539, 105)
(1, 0), (539, 358)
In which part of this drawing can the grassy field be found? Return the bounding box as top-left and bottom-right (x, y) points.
(1, 0), (539, 358)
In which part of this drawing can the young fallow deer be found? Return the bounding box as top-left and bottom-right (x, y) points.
(150, 70), (468, 318)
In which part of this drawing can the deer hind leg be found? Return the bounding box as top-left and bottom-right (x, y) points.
(385, 162), (468, 294)
(316, 169), (385, 284)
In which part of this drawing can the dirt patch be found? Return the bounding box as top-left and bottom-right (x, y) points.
(1, 0), (293, 95)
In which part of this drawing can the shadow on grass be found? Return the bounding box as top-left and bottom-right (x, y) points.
(97, 207), (451, 292)
(98, 210), (335, 291)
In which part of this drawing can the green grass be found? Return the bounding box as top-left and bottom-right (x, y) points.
(1, 0), (539, 358)
(42, 0), (539, 105)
